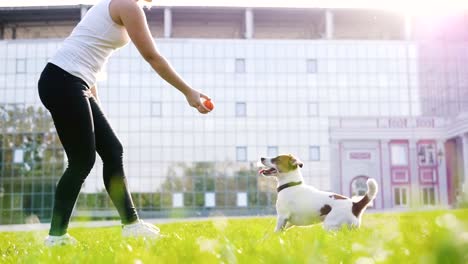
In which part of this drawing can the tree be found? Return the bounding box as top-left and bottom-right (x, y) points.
(156, 161), (275, 209)
(0, 104), (63, 224)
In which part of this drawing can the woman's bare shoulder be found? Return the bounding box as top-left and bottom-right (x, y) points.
(109, 0), (141, 25)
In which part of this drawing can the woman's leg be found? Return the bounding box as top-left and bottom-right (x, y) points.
(88, 97), (139, 224)
(38, 64), (98, 236)
(46, 96), (97, 236)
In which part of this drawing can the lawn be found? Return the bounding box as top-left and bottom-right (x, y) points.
(1, 209), (467, 264)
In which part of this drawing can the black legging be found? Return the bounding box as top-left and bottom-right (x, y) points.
(38, 63), (138, 236)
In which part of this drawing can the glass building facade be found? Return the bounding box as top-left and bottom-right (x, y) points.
(0, 5), (467, 224)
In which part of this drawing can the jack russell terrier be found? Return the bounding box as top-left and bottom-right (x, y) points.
(258, 154), (378, 232)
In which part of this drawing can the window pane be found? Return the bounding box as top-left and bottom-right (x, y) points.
(16, 58), (26, 73)
(429, 188), (435, 205)
(236, 102), (247, 117)
(394, 188), (401, 206)
(423, 189), (428, 205)
(309, 146), (320, 161)
(236, 192), (247, 207)
(307, 59), (317, 73)
(308, 102), (319, 116)
(267, 146), (278, 157)
(236, 146), (247, 162)
(205, 192), (216, 207)
(402, 188), (407, 205)
(235, 58), (246, 73)
(390, 144), (408, 166)
(418, 143), (437, 166)
(13, 149), (24, 164)
(151, 101), (162, 117)
(172, 193), (183, 208)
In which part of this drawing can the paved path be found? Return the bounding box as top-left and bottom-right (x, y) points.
(0, 209), (391, 233)
(0, 215), (272, 232)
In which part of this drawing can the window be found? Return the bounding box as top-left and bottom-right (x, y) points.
(12, 194), (23, 209)
(172, 193), (183, 208)
(308, 102), (319, 116)
(393, 187), (409, 207)
(237, 192), (247, 207)
(390, 144), (408, 166)
(417, 142), (437, 166)
(151, 101), (162, 117)
(309, 146), (320, 161)
(391, 169), (409, 183)
(205, 192), (216, 207)
(306, 59), (318, 74)
(422, 187), (436, 206)
(236, 146), (247, 162)
(420, 168), (436, 183)
(16, 58), (26, 73)
(236, 102), (247, 117)
(235, 58), (246, 73)
(13, 149), (24, 164)
(267, 146), (278, 157)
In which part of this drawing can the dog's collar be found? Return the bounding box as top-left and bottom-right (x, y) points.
(277, 181), (302, 193)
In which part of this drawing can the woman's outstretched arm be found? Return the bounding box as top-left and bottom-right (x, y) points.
(114, 0), (210, 114)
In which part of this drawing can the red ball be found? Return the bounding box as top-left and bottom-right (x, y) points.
(203, 99), (214, 111)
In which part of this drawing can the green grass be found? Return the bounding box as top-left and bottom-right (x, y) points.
(1, 209), (468, 264)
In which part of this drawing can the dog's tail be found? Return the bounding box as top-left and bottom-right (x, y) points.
(352, 178), (378, 217)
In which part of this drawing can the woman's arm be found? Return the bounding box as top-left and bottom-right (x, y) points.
(115, 0), (210, 114)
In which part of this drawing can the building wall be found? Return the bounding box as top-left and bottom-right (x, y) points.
(172, 9), (244, 39)
(415, 13), (468, 117)
(0, 38), (423, 223)
(329, 117), (452, 210)
(254, 9), (323, 39)
(147, 10), (165, 38)
(333, 10), (405, 40)
(2, 24), (74, 39)
(418, 43), (468, 117)
(0, 6), (467, 224)
(0, 7), (420, 41)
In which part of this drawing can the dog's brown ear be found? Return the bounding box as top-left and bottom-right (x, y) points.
(290, 157), (304, 168)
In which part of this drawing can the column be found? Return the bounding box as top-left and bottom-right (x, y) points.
(325, 9), (334, 39)
(80, 5), (88, 20)
(408, 139), (420, 207)
(164, 7), (172, 38)
(245, 8), (254, 39)
(380, 140), (391, 209)
(329, 139), (341, 193)
(404, 14), (413, 40)
(437, 140), (448, 206)
(462, 134), (468, 200)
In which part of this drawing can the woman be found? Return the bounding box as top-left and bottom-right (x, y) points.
(38, 0), (211, 246)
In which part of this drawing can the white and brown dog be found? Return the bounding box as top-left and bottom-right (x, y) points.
(259, 154), (378, 232)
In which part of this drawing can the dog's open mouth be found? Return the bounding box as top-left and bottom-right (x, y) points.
(259, 167), (278, 176)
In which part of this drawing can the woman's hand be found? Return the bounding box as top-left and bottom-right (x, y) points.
(184, 88), (211, 114)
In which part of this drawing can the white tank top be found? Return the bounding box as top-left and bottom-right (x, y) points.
(49, 0), (130, 87)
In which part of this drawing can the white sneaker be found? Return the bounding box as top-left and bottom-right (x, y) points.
(44, 233), (78, 247)
(122, 220), (161, 239)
